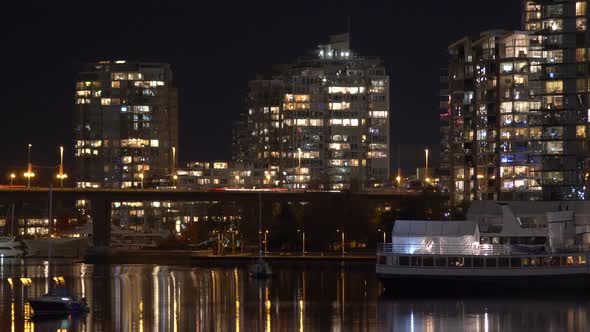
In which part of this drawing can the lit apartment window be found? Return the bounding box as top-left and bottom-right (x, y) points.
(329, 102), (351, 110)
(294, 95), (310, 102)
(121, 138), (150, 148)
(132, 105), (150, 113)
(368, 111), (388, 118)
(214, 162), (228, 169)
(545, 81), (563, 93)
(101, 98), (120, 106)
(112, 81), (121, 88)
(577, 2), (587, 16)
(367, 151), (387, 158)
(328, 87), (365, 94)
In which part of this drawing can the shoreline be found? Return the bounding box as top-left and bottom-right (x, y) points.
(84, 249), (376, 265)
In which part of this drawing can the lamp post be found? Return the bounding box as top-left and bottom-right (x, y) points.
(171, 146), (176, 184)
(9, 173), (15, 186)
(56, 146), (68, 188)
(298, 229), (306, 255)
(337, 229), (345, 256)
(425, 148), (429, 183)
(264, 230), (269, 254)
(378, 228), (386, 244)
(25, 144), (34, 188)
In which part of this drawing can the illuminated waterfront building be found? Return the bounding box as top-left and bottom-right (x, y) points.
(439, 67), (451, 193)
(445, 30), (544, 205)
(74, 61), (179, 189)
(235, 34), (390, 190)
(445, 1), (590, 204)
(522, 0), (590, 200)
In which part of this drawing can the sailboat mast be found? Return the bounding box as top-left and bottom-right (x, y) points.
(48, 183), (53, 287)
(259, 192), (262, 257)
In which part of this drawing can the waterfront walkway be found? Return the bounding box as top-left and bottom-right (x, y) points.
(86, 249), (375, 265)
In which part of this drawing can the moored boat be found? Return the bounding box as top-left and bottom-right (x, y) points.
(377, 205), (590, 292)
(0, 237), (24, 257)
(28, 287), (88, 315)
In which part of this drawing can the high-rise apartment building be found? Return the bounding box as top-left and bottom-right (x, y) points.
(235, 34), (390, 190)
(74, 61), (178, 188)
(445, 31), (544, 205)
(444, 0), (590, 204)
(522, 1), (589, 200)
(439, 67), (451, 193)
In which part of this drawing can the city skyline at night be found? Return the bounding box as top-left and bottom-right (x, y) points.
(0, 1), (521, 184)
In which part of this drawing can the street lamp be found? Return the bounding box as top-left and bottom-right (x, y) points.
(24, 144), (34, 188)
(139, 173), (144, 189)
(425, 148), (429, 182)
(337, 229), (345, 256)
(264, 230), (269, 254)
(378, 228), (386, 244)
(171, 146), (176, 184)
(298, 229), (306, 255)
(56, 146), (68, 188)
(9, 173), (15, 186)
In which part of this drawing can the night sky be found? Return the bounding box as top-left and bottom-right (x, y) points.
(0, 1), (521, 183)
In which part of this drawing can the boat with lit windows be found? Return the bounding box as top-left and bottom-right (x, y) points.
(377, 209), (590, 291)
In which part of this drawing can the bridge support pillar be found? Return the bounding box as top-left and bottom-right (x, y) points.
(92, 198), (111, 248)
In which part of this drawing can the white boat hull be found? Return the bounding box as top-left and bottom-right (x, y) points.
(0, 237), (24, 257)
(24, 238), (90, 258)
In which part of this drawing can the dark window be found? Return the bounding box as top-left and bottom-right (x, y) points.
(411, 256), (422, 267)
(399, 256), (409, 266)
(473, 258), (484, 267)
(511, 258), (522, 267)
(499, 258), (510, 267)
(378, 255), (387, 265)
(485, 258), (497, 268)
(434, 257), (445, 267)
(423, 257), (434, 267)
(463, 257), (472, 267)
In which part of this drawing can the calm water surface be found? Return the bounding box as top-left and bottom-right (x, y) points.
(0, 259), (589, 331)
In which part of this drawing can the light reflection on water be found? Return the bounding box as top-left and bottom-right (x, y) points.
(0, 259), (589, 331)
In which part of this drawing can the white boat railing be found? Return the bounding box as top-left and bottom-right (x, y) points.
(377, 243), (511, 256)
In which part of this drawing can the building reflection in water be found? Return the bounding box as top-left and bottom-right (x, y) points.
(378, 296), (590, 331)
(1, 259), (590, 331)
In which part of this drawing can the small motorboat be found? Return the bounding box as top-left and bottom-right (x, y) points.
(249, 258), (272, 279)
(29, 287), (88, 315)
